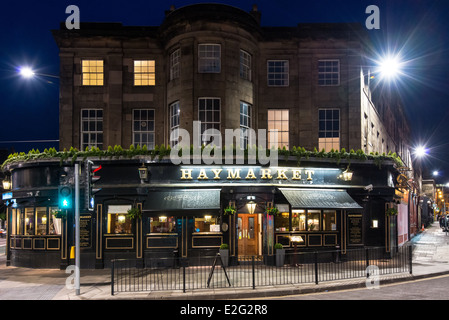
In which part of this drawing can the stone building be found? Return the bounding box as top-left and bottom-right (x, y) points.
(3, 4), (416, 268)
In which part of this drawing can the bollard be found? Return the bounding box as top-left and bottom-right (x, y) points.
(111, 260), (115, 296)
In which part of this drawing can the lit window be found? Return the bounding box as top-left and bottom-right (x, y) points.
(323, 210), (337, 231)
(318, 109), (340, 152)
(170, 49), (181, 80)
(194, 216), (220, 233)
(170, 102), (180, 147)
(25, 208), (34, 235)
(292, 210), (306, 231)
(35, 207), (47, 235)
(318, 60), (340, 86)
(274, 211), (289, 232)
(134, 60), (155, 86)
(240, 101), (252, 149)
(240, 50), (251, 81)
(133, 109), (155, 149)
(307, 210), (321, 231)
(81, 109), (103, 150)
(198, 44), (221, 73)
(107, 205), (133, 234)
(82, 60), (104, 86)
(49, 207), (62, 235)
(268, 109), (289, 149)
(267, 60), (289, 86)
(150, 216), (176, 233)
(198, 98), (220, 146)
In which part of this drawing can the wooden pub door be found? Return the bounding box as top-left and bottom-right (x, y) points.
(237, 214), (259, 257)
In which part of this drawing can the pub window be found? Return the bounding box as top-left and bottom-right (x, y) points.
(133, 109), (155, 149)
(198, 98), (220, 146)
(318, 109), (340, 152)
(25, 207), (34, 235)
(134, 60), (155, 86)
(267, 60), (289, 86)
(198, 44), (221, 73)
(107, 205), (132, 234)
(82, 60), (104, 86)
(170, 101), (180, 147)
(35, 207), (47, 235)
(194, 215), (219, 233)
(81, 109), (104, 150)
(49, 207), (62, 235)
(170, 49), (181, 80)
(268, 109), (289, 150)
(11, 208), (18, 235)
(149, 216), (176, 233)
(323, 210), (337, 231)
(307, 210), (321, 231)
(318, 59), (340, 86)
(240, 101), (252, 150)
(274, 211), (289, 232)
(292, 210), (306, 231)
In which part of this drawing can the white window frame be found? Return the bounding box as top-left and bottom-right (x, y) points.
(170, 49), (181, 80)
(133, 109), (155, 149)
(198, 44), (221, 73)
(318, 108), (340, 152)
(318, 59), (340, 86)
(198, 97), (221, 146)
(240, 101), (252, 149)
(170, 101), (180, 147)
(267, 60), (289, 87)
(267, 109), (289, 150)
(240, 50), (252, 81)
(81, 109), (104, 150)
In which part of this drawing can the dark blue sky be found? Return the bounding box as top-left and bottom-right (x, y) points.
(1, 0), (448, 182)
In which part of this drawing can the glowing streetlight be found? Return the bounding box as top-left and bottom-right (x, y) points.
(414, 146), (428, 158)
(19, 66), (35, 78)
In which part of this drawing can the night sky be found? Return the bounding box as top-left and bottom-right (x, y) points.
(1, 0), (448, 183)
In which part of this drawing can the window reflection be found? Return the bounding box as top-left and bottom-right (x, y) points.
(150, 216), (176, 233)
(107, 213), (132, 234)
(275, 211), (289, 231)
(194, 216), (219, 232)
(292, 210), (306, 231)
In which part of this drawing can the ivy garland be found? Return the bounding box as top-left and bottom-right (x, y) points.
(1, 144), (404, 170)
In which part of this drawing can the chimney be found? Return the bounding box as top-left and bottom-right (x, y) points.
(250, 4), (261, 25)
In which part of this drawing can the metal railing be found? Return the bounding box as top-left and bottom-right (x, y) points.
(111, 245), (412, 295)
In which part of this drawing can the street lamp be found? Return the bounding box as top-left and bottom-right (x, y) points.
(18, 66), (59, 79)
(376, 54), (403, 80)
(414, 146), (428, 158)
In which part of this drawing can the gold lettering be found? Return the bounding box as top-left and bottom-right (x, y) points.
(276, 169), (288, 180)
(197, 169), (209, 180)
(245, 168), (257, 180)
(211, 169), (222, 180)
(180, 169), (193, 180)
(227, 169), (241, 180)
(305, 170), (315, 181)
(292, 169), (302, 180)
(260, 169), (272, 179)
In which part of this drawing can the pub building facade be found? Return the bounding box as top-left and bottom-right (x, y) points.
(3, 3), (415, 268)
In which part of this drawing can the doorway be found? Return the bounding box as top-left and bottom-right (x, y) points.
(237, 214), (260, 256)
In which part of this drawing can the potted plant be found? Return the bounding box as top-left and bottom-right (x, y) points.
(52, 210), (65, 219)
(219, 243), (229, 267)
(274, 243), (285, 267)
(266, 207), (279, 216)
(126, 207), (142, 220)
(223, 205), (236, 216)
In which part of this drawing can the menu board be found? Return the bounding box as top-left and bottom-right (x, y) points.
(347, 214), (363, 246)
(80, 215), (92, 248)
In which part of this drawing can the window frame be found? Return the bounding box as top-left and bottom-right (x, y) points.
(267, 60), (289, 87)
(267, 109), (289, 150)
(81, 59), (104, 86)
(170, 49), (181, 80)
(198, 97), (221, 146)
(132, 109), (155, 150)
(240, 49), (252, 81)
(318, 108), (340, 152)
(318, 59), (340, 86)
(198, 44), (221, 73)
(81, 109), (104, 151)
(133, 60), (156, 86)
(239, 101), (252, 150)
(169, 101), (180, 147)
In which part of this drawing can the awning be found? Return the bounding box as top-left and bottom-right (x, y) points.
(145, 189), (221, 211)
(279, 188), (363, 210)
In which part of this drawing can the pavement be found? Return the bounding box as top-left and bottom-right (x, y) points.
(1, 222), (449, 300)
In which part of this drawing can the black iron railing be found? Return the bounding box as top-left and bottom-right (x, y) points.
(111, 245), (413, 295)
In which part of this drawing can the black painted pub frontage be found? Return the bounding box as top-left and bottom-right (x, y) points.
(3, 157), (401, 269)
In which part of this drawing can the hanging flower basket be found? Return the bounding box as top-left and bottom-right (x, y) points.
(223, 205), (236, 216)
(126, 207), (142, 220)
(386, 208), (398, 216)
(266, 207), (279, 216)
